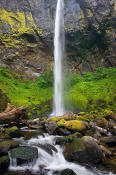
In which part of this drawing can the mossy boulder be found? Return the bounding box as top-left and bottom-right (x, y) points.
(100, 136), (116, 147)
(64, 136), (103, 164)
(0, 140), (19, 156)
(0, 126), (20, 139)
(61, 169), (76, 175)
(0, 155), (10, 171)
(5, 126), (19, 137)
(10, 146), (38, 165)
(94, 117), (108, 129)
(58, 120), (87, 132)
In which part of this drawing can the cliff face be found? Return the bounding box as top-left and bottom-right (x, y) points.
(0, 0), (116, 78)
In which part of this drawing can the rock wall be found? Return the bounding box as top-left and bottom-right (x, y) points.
(0, 0), (116, 78)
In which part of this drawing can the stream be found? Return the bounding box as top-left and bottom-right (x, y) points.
(8, 128), (115, 175)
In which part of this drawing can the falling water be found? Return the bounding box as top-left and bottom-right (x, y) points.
(53, 0), (65, 116)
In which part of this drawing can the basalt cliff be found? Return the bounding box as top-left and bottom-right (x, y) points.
(0, 0), (116, 79)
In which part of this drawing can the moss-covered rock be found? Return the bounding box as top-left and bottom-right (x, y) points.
(64, 136), (103, 164)
(0, 140), (19, 156)
(100, 136), (116, 147)
(58, 120), (87, 132)
(95, 117), (108, 129)
(10, 146), (38, 165)
(61, 169), (76, 175)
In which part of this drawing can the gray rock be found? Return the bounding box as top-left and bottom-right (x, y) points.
(64, 136), (103, 164)
(0, 140), (19, 156)
(61, 169), (76, 175)
(10, 146), (38, 165)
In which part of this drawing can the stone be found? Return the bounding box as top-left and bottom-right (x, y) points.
(0, 140), (19, 156)
(10, 146), (38, 165)
(100, 136), (116, 147)
(61, 169), (76, 175)
(45, 121), (58, 134)
(99, 145), (112, 157)
(64, 136), (103, 164)
(57, 120), (87, 132)
(38, 143), (57, 155)
(95, 117), (108, 129)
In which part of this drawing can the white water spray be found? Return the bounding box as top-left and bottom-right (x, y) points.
(53, 0), (65, 116)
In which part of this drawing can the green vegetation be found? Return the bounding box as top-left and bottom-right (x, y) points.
(0, 67), (53, 118)
(64, 67), (116, 112)
(0, 66), (116, 119)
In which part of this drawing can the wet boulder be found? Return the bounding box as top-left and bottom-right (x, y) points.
(100, 136), (116, 147)
(94, 117), (108, 129)
(64, 136), (103, 164)
(0, 140), (19, 156)
(57, 119), (87, 133)
(38, 143), (57, 155)
(45, 121), (58, 134)
(10, 146), (38, 165)
(61, 169), (76, 175)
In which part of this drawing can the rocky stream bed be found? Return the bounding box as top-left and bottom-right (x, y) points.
(0, 105), (116, 175)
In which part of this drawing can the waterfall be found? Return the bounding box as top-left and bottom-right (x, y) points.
(53, 0), (65, 116)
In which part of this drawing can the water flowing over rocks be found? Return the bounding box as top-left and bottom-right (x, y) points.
(0, 108), (116, 174)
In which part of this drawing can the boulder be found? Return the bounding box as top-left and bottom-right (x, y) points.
(45, 121), (58, 134)
(64, 136), (103, 164)
(99, 145), (112, 157)
(94, 117), (108, 129)
(38, 143), (57, 155)
(100, 136), (116, 147)
(57, 120), (87, 132)
(0, 140), (19, 156)
(10, 146), (38, 165)
(61, 169), (76, 175)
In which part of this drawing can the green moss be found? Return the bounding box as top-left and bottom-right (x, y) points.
(0, 9), (43, 47)
(0, 67), (53, 118)
(64, 67), (116, 112)
(57, 119), (66, 127)
(5, 126), (18, 135)
(57, 119), (86, 132)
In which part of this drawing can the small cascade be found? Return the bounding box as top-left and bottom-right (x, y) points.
(9, 134), (115, 175)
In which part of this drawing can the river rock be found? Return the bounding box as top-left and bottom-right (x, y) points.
(45, 121), (58, 134)
(64, 136), (103, 164)
(61, 169), (76, 175)
(40, 143), (57, 155)
(57, 119), (87, 133)
(100, 136), (116, 147)
(10, 146), (38, 165)
(0, 140), (19, 156)
(94, 117), (108, 129)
